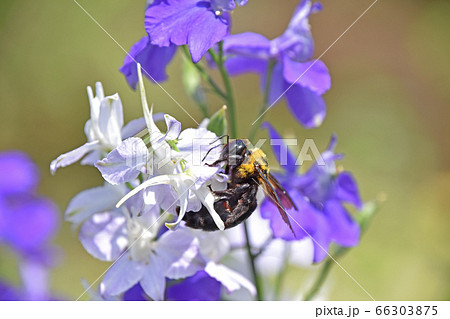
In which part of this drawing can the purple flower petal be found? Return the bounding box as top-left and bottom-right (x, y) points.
(120, 36), (177, 89)
(271, 0), (320, 62)
(333, 172), (362, 209)
(95, 138), (149, 185)
(122, 284), (148, 301)
(260, 189), (332, 263)
(323, 200), (360, 247)
(282, 56), (331, 95)
(265, 61), (286, 105)
(79, 211), (127, 261)
(145, 0), (231, 63)
(261, 122), (297, 173)
(225, 56), (268, 76)
(284, 81), (327, 128)
(187, 10), (230, 63)
(165, 270), (221, 301)
(0, 151), (38, 195)
(224, 32), (271, 59)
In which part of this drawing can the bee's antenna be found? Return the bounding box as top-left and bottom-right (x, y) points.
(202, 143), (224, 162)
(210, 134), (228, 145)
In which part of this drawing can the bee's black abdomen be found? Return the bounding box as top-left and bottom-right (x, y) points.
(182, 181), (259, 231)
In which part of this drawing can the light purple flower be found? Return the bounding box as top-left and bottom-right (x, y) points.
(260, 123), (361, 262)
(223, 0), (330, 127)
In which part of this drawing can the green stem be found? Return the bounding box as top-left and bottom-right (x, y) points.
(243, 221), (264, 301)
(249, 59), (276, 141)
(304, 258), (334, 301)
(181, 46), (226, 114)
(209, 43), (238, 138)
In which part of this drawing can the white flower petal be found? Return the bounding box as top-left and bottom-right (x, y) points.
(65, 183), (126, 224)
(50, 141), (99, 174)
(116, 174), (174, 208)
(101, 252), (145, 296)
(163, 114), (181, 141)
(95, 137), (149, 185)
(193, 186), (225, 231)
(98, 93), (124, 147)
(140, 254), (166, 301)
(79, 210), (128, 261)
(158, 229), (203, 279)
(204, 261), (256, 296)
(165, 192), (189, 230)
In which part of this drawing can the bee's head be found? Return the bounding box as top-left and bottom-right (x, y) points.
(225, 139), (249, 157)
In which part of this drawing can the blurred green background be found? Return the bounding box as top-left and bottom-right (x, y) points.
(0, 0), (449, 300)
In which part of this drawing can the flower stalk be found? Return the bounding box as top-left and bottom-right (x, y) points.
(209, 43), (238, 139)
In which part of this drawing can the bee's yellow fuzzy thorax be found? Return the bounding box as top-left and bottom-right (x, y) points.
(236, 148), (269, 179)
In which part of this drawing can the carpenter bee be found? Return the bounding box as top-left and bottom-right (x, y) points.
(181, 138), (297, 233)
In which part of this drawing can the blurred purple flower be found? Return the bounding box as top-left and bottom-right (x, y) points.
(0, 151), (60, 300)
(0, 151), (59, 259)
(260, 124), (361, 262)
(223, 0), (330, 128)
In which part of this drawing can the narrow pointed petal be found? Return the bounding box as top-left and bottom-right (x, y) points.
(50, 141), (100, 174)
(165, 192), (189, 230)
(116, 175), (174, 208)
(193, 187), (225, 230)
(163, 114), (181, 141)
(204, 261), (256, 296)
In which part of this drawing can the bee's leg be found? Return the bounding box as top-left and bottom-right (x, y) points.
(225, 184), (258, 226)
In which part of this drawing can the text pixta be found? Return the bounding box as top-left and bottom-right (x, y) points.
(316, 306), (360, 317)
